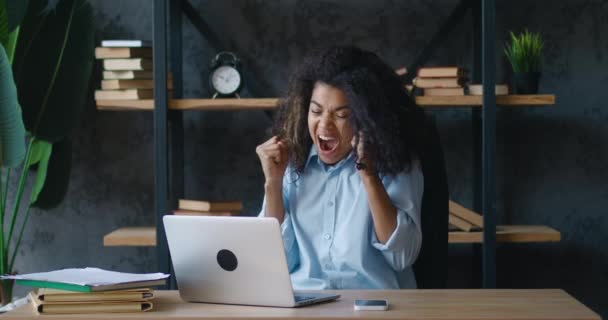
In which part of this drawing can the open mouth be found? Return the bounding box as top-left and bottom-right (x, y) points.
(318, 135), (339, 153)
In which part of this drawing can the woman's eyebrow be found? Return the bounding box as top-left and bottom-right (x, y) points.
(310, 100), (349, 110)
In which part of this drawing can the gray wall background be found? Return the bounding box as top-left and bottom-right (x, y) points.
(7, 0), (607, 318)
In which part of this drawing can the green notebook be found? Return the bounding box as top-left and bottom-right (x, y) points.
(3, 268), (169, 292)
(15, 278), (166, 292)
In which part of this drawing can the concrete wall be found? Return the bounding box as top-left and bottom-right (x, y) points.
(9, 0), (607, 317)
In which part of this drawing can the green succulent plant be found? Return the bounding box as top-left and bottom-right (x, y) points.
(504, 29), (544, 73)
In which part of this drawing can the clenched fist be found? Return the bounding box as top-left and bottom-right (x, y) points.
(256, 136), (289, 183)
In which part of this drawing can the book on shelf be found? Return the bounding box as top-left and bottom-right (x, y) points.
(29, 292), (153, 314)
(178, 199), (243, 212)
(101, 39), (152, 47)
(103, 58), (153, 71)
(95, 89), (157, 100)
(449, 200), (484, 228)
(413, 77), (467, 88)
(101, 79), (173, 90)
(424, 87), (465, 96)
(417, 66), (467, 78)
(95, 47), (152, 59)
(1, 267), (169, 292)
(33, 288), (154, 303)
(173, 209), (238, 216)
(468, 84), (509, 95)
(449, 213), (480, 232)
(103, 70), (154, 80)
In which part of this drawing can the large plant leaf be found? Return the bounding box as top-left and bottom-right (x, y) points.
(32, 138), (71, 209)
(13, 0), (94, 142)
(28, 137), (52, 166)
(28, 139), (52, 204)
(0, 44), (25, 168)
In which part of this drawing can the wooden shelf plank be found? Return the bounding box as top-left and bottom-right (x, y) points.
(96, 94), (555, 111)
(96, 98), (278, 111)
(449, 225), (561, 244)
(103, 225), (560, 247)
(416, 94), (555, 106)
(103, 227), (156, 246)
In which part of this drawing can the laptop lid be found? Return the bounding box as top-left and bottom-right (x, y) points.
(163, 215), (301, 307)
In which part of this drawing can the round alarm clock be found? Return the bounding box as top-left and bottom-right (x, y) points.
(209, 51), (243, 98)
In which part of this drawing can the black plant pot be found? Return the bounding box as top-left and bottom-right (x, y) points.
(512, 72), (540, 94)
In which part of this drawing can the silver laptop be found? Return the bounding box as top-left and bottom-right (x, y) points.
(163, 215), (340, 307)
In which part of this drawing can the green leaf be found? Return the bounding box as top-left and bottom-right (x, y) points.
(32, 138), (71, 209)
(504, 29), (544, 73)
(13, 0), (94, 142)
(0, 44), (25, 168)
(29, 139), (52, 204)
(28, 138), (51, 167)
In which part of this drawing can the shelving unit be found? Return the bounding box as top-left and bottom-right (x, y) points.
(103, 225), (561, 247)
(99, 0), (560, 289)
(96, 95), (555, 111)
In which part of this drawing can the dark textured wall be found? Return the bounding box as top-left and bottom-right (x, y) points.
(9, 0), (607, 317)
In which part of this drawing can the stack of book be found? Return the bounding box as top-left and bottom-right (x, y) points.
(0, 267), (169, 315)
(175, 199), (242, 216)
(94, 40), (172, 103)
(414, 66), (468, 96)
(29, 288), (154, 315)
(448, 200), (483, 232)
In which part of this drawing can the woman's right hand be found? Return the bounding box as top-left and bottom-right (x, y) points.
(256, 136), (289, 183)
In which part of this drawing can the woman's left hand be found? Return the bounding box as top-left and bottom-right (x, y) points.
(351, 131), (376, 177)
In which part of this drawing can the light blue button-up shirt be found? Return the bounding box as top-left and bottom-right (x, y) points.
(259, 147), (423, 289)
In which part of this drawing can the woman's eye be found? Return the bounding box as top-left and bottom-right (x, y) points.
(336, 112), (349, 119)
(310, 109), (322, 114)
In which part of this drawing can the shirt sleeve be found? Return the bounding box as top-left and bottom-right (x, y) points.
(258, 169), (300, 272)
(370, 162), (424, 271)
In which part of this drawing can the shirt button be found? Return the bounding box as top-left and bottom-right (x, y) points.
(328, 201), (334, 207)
(324, 234), (331, 240)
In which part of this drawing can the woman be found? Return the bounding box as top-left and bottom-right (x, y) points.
(256, 46), (426, 289)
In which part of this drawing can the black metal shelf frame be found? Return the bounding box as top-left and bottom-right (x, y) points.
(152, 0), (498, 288)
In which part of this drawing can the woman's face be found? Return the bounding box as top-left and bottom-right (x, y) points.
(308, 82), (355, 165)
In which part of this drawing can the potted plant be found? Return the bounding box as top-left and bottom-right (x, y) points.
(0, 0), (94, 305)
(504, 29), (544, 94)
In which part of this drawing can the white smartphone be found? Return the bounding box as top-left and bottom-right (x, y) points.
(353, 299), (389, 311)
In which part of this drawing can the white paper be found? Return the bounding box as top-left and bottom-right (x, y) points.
(0, 268), (169, 286)
(101, 40), (151, 47)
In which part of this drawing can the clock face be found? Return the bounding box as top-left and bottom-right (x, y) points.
(211, 66), (241, 95)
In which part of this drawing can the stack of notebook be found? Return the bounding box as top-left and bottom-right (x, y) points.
(94, 39), (172, 103)
(414, 66), (468, 96)
(448, 200), (483, 232)
(29, 288), (154, 314)
(1, 267), (169, 314)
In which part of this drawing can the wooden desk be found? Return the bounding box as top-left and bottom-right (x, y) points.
(1, 289), (600, 320)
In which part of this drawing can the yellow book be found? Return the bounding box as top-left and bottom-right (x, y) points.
(449, 200), (484, 228)
(29, 292), (153, 314)
(103, 58), (152, 71)
(35, 288), (154, 303)
(178, 199), (243, 212)
(101, 79), (173, 90)
(95, 47), (152, 59)
(95, 89), (154, 100)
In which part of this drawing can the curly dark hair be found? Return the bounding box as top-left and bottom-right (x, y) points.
(272, 46), (426, 176)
